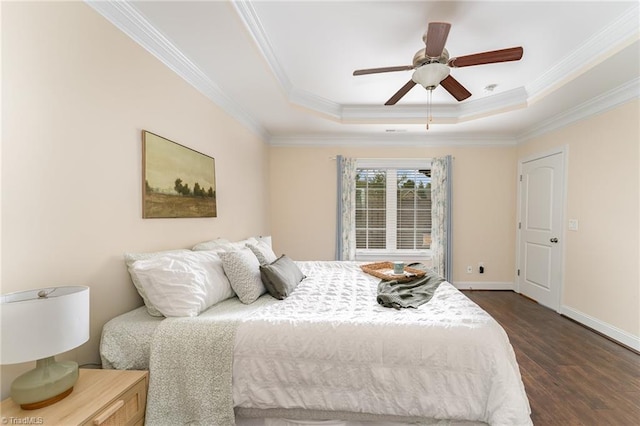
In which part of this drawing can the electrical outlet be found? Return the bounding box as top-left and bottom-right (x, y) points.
(466, 266), (473, 274)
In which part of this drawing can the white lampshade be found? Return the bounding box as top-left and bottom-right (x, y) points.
(412, 63), (450, 90)
(1, 286), (90, 365)
(1, 286), (90, 409)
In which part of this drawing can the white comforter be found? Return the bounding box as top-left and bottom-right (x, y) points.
(233, 261), (531, 425)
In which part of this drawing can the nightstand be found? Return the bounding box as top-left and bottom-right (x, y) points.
(1, 369), (148, 425)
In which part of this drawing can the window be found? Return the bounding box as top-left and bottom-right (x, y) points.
(355, 159), (431, 259)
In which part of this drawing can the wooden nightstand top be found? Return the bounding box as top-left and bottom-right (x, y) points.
(1, 369), (148, 425)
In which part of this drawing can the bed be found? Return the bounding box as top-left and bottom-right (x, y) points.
(101, 259), (532, 426)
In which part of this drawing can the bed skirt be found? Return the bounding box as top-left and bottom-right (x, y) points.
(235, 408), (487, 426)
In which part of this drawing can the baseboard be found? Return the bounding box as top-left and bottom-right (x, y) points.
(560, 305), (640, 352)
(454, 284), (640, 352)
(453, 281), (514, 291)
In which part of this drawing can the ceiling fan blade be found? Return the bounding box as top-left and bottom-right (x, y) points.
(385, 80), (417, 105)
(353, 65), (414, 76)
(448, 46), (523, 68)
(424, 22), (451, 58)
(440, 75), (472, 101)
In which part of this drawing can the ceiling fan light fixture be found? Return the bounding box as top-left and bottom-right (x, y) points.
(412, 63), (450, 90)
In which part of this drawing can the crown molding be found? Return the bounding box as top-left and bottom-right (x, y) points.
(289, 88), (343, 120)
(340, 87), (528, 124)
(85, 0), (269, 141)
(275, 78), (639, 147)
(234, 1), (638, 129)
(517, 77), (639, 143)
(231, 0), (293, 94)
(526, 3), (639, 103)
(234, 0), (524, 124)
(341, 104), (459, 123)
(269, 134), (517, 148)
(86, 0), (638, 144)
(457, 87), (529, 121)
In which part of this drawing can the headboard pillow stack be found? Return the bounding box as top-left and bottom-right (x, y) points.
(124, 235), (305, 316)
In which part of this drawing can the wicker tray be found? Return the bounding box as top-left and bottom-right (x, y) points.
(360, 261), (426, 282)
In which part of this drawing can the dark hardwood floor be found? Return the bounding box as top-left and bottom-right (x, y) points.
(463, 290), (640, 425)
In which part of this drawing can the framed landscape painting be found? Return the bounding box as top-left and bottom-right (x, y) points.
(142, 130), (216, 218)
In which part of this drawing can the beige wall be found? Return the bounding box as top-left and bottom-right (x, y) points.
(269, 144), (518, 285)
(1, 2), (269, 396)
(518, 100), (640, 340)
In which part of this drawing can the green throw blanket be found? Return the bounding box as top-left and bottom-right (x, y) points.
(376, 263), (444, 309)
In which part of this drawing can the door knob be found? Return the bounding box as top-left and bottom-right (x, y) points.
(550, 237), (558, 243)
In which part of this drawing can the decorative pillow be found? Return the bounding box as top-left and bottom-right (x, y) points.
(128, 251), (234, 317)
(259, 255), (306, 300)
(219, 247), (265, 304)
(247, 240), (277, 265)
(124, 249), (191, 316)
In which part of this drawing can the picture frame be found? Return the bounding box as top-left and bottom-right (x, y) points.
(142, 130), (216, 218)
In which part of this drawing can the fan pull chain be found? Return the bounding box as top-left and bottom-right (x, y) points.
(426, 89), (433, 130)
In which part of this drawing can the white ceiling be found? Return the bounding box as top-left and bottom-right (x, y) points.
(88, 0), (640, 145)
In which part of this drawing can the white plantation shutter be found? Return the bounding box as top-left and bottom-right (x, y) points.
(396, 169), (432, 250)
(356, 169), (387, 249)
(355, 160), (432, 254)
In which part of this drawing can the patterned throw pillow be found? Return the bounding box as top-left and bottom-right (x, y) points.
(219, 247), (266, 304)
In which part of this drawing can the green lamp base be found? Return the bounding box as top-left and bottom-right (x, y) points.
(10, 356), (79, 410)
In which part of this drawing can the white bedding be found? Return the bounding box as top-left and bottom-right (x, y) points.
(101, 261), (531, 425)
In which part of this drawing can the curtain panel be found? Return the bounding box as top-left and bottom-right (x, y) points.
(335, 155), (357, 260)
(430, 155), (453, 281)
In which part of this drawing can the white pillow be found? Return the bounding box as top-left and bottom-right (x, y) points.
(192, 238), (232, 252)
(256, 235), (272, 249)
(124, 249), (191, 316)
(128, 251), (235, 317)
(227, 237), (259, 251)
(219, 247), (265, 304)
(247, 240), (277, 265)
(192, 237), (259, 252)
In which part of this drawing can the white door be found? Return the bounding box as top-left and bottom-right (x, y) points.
(518, 152), (565, 311)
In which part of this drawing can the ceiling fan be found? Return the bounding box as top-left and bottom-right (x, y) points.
(353, 22), (524, 105)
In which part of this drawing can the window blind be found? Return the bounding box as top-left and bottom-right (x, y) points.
(355, 168), (431, 251)
(356, 169), (387, 249)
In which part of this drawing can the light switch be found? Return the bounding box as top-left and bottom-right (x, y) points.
(568, 219), (579, 231)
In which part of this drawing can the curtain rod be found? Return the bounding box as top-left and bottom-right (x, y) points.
(330, 156), (455, 160)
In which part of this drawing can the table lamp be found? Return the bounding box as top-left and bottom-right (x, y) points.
(1, 286), (90, 409)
